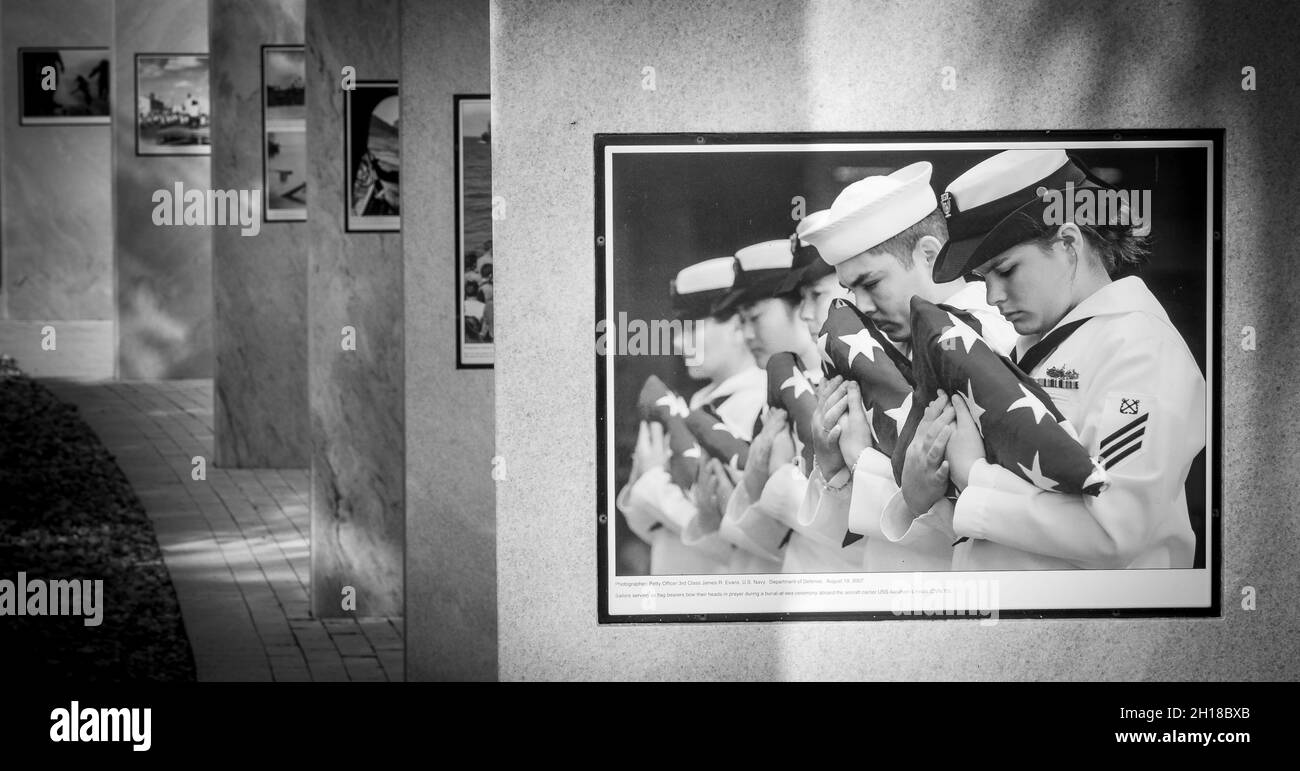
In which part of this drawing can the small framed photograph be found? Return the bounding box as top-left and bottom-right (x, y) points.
(18, 47), (111, 125)
(135, 53), (210, 156)
(345, 81), (399, 232)
(596, 130), (1221, 624)
(455, 94), (493, 368)
(261, 45), (305, 222)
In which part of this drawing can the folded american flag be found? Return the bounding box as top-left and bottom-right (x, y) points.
(684, 404), (749, 473)
(636, 375), (700, 490)
(892, 297), (1108, 496)
(765, 352), (816, 473)
(817, 298), (914, 455)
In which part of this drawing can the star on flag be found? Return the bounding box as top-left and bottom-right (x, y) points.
(884, 392), (913, 431)
(1016, 452), (1060, 491)
(938, 313), (984, 355)
(654, 392), (690, 419)
(781, 370), (814, 400)
(839, 329), (885, 366)
(817, 333), (835, 367)
(961, 378), (986, 436)
(1006, 383), (1053, 425)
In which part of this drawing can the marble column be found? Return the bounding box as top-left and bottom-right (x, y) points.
(114, 0), (212, 379)
(402, 0), (495, 680)
(306, 0), (403, 618)
(0, 0), (114, 378)
(210, 0), (309, 467)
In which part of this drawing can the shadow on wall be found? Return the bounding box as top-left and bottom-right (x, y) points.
(119, 283), (206, 379)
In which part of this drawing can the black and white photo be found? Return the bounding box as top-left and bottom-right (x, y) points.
(345, 81), (399, 232)
(456, 95), (493, 367)
(597, 132), (1221, 622)
(18, 47), (110, 125)
(134, 54), (210, 155)
(262, 45), (305, 221)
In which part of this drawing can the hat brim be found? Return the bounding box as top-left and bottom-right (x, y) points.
(934, 172), (1104, 283)
(933, 197), (1057, 283)
(714, 270), (794, 316)
(775, 256), (834, 296)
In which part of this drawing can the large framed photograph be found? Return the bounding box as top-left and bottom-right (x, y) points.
(345, 81), (399, 232)
(597, 130), (1221, 623)
(261, 45), (306, 222)
(135, 53), (210, 155)
(18, 47), (110, 125)
(456, 94), (493, 368)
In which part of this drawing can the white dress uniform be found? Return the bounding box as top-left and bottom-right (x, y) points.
(941, 276), (1204, 569)
(787, 161), (1021, 573)
(718, 365), (870, 574)
(615, 255), (767, 576)
(800, 280), (1016, 571)
(882, 148), (1206, 570)
(618, 367), (765, 575)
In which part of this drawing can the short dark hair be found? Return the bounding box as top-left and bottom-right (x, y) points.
(1014, 211), (1148, 276)
(865, 207), (949, 268)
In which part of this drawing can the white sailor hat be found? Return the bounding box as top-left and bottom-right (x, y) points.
(797, 162), (937, 267)
(714, 239), (799, 314)
(670, 256), (737, 320)
(932, 149), (1100, 282)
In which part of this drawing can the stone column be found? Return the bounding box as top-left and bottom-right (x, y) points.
(210, 0), (309, 467)
(305, 0), (403, 618)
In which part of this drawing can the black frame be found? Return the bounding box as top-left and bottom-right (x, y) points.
(455, 93), (493, 369)
(594, 129), (1224, 624)
(260, 44), (306, 223)
(343, 80), (399, 233)
(134, 52), (210, 157)
(17, 46), (111, 126)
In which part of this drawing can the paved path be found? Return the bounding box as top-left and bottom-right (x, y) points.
(44, 380), (404, 682)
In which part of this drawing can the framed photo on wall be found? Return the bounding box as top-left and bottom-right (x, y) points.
(596, 130), (1222, 623)
(344, 81), (399, 232)
(17, 47), (110, 125)
(261, 45), (306, 222)
(456, 94), (493, 368)
(135, 53), (210, 156)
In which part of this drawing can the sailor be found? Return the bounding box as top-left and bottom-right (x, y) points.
(899, 148), (1205, 569)
(616, 257), (765, 575)
(796, 161), (1017, 571)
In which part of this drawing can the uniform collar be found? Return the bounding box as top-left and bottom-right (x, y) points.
(1015, 276), (1170, 355)
(693, 364), (764, 408)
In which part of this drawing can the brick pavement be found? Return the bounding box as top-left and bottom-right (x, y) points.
(43, 379), (404, 682)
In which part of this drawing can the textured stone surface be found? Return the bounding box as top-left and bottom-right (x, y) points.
(306, 0), (403, 618)
(491, 0), (1300, 680)
(402, 0), (495, 681)
(113, 0), (213, 378)
(0, 0), (114, 322)
(210, 0), (309, 468)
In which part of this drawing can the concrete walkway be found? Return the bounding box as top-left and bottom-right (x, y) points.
(44, 379), (404, 682)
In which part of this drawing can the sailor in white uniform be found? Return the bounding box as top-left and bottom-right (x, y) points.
(616, 257), (765, 575)
(795, 161), (1017, 572)
(712, 229), (872, 574)
(892, 148), (1206, 570)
